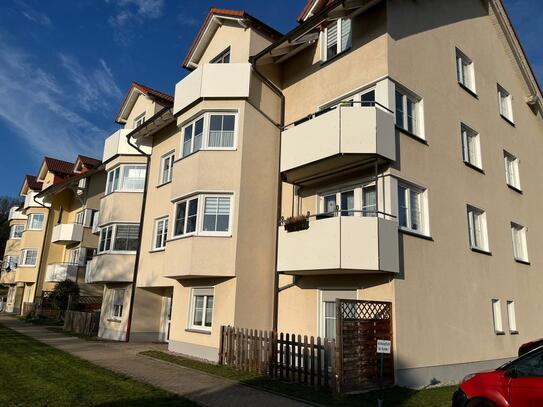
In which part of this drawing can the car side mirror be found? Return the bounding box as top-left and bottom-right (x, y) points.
(506, 368), (519, 378)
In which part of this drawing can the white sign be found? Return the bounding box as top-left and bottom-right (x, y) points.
(376, 339), (391, 354)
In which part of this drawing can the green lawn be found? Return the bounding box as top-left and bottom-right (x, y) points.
(0, 324), (197, 406)
(142, 350), (457, 407)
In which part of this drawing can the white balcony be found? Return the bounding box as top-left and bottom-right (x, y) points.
(281, 105), (396, 184)
(103, 129), (152, 162)
(45, 263), (78, 283)
(277, 215), (399, 275)
(85, 254), (135, 283)
(8, 207), (27, 221)
(0, 270), (15, 285)
(173, 63), (252, 115)
(51, 223), (84, 244)
(23, 191), (46, 209)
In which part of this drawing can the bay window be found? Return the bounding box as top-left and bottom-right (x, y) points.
(173, 194), (233, 238)
(10, 224), (24, 239)
(27, 213), (44, 230)
(98, 224), (139, 253)
(106, 164), (146, 194)
(181, 112), (236, 158)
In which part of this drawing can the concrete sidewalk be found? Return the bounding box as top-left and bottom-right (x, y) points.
(0, 315), (311, 407)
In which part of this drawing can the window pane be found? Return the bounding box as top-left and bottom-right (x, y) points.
(398, 185), (407, 228)
(174, 202), (186, 236)
(395, 91), (404, 128)
(361, 90), (375, 105)
(183, 124), (193, 157)
(324, 301), (336, 339)
(407, 97), (416, 133)
(340, 18), (351, 51)
(122, 166), (146, 191)
(323, 195), (336, 215)
(362, 186), (377, 216)
(205, 296), (214, 327)
(113, 225), (139, 251)
(409, 190), (421, 231)
(208, 115), (235, 148)
(194, 118), (204, 152)
(326, 21), (338, 59)
(340, 191), (354, 216)
(186, 199), (198, 233)
(193, 296), (204, 326)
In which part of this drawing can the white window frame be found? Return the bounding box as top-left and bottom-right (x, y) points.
(507, 300), (518, 334)
(75, 210), (85, 225)
(98, 224), (140, 254)
(10, 224), (24, 239)
(180, 111), (238, 158)
(27, 213), (44, 231)
(106, 164), (147, 194)
(395, 87), (421, 138)
(134, 112), (146, 128)
(492, 299), (504, 334)
(159, 152), (175, 185)
(461, 124), (482, 170)
(172, 193), (233, 239)
(511, 223), (529, 263)
(152, 217), (168, 251)
(211, 47), (231, 64)
(497, 84), (514, 123)
(19, 249), (38, 267)
(467, 205), (489, 252)
(321, 18), (352, 62)
(111, 288), (125, 320)
(398, 181), (428, 235)
(456, 48), (476, 93)
(189, 287), (214, 331)
(318, 289), (357, 339)
(504, 151), (521, 190)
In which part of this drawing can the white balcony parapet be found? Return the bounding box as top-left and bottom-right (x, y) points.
(103, 129), (152, 162)
(45, 263), (78, 283)
(281, 105), (396, 175)
(51, 223), (84, 244)
(23, 191), (47, 209)
(277, 215), (399, 274)
(8, 207), (27, 221)
(174, 63), (252, 115)
(85, 254), (135, 284)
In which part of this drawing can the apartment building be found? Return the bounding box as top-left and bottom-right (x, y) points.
(251, 0), (542, 387)
(86, 82), (173, 341)
(1, 207), (27, 313)
(35, 155), (104, 298)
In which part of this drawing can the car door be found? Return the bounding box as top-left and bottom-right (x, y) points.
(508, 348), (543, 406)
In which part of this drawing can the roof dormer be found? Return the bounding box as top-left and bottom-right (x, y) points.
(115, 82), (174, 128)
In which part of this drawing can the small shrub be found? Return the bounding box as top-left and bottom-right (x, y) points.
(51, 280), (80, 310)
(283, 215), (310, 232)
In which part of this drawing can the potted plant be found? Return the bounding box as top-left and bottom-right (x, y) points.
(283, 215), (310, 232)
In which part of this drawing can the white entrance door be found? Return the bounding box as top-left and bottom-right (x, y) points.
(161, 295), (172, 343)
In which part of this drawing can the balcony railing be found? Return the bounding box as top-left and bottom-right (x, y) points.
(51, 223), (84, 244)
(280, 102), (396, 184)
(103, 129), (152, 162)
(45, 263), (78, 283)
(277, 210), (399, 275)
(173, 63), (252, 115)
(85, 254), (135, 283)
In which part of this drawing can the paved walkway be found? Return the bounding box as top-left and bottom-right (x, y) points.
(0, 315), (311, 407)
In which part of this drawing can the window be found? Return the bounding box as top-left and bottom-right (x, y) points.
(174, 197), (199, 237)
(20, 249), (38, 267)
(504, 151), (521, 190)
(153, 218), (168, 250)
(497, 85), (513, 122)
(467, 205), (489, 252)
(398, 182), (426, 234)
(134, 113), (146, 128)
(211, 47), (230, 64)
(75, 210), (85, 225)
(362, 185), (377, 216)
(395, 89), (419, 136)
(106, 164), (146, 194)
(3, 255), (18, 270)
(511, 223), (529, 262)
(492, 299), (504, 334)
(98, 225), (113, 253)
(160, 152), (174, 185)
(507, 301), (518, 333)
(10, 224), (24, 239)
(190, 288), (214, 330)
(173, 194), (233, 237)
(68, 248), (85, 266)
(322, 18), (351, 61)
(320, 190), (354, 217)
(319, 290), (357, 339)
(181, 112), (236, 158)
(111, 289), (125, 319)
(113, 225), (140, 251)
(456, 48), (475, 92)
(27, 213), (44, 230)
(203, 197), (231, 232)
(461, 124), (482, 169)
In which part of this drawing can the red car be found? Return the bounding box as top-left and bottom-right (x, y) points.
(518, 338), (543, 356)
(452, 345), (543, 407)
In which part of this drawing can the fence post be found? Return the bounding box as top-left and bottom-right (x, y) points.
(335, 299), (343, 393)
(219, 326), (225, 365)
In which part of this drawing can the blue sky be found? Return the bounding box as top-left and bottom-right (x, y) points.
(0, 0), (540, 196)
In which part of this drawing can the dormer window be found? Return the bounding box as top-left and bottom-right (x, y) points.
(211, 47), (231, 64)
(134, 113), (146, 128)
(321, 18), (352, 62)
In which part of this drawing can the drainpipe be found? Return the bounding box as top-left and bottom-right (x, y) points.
(124, 134), (151, 342)
(251, 63), (285, 332)
(31, 194), (52, 306)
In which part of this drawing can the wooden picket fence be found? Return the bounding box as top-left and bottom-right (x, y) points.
(63, 310), (100, 337)
(219, 326), (335, 389)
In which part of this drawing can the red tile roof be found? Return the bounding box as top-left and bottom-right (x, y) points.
(44, 157), (75, 176)
(77, 155), (101, 169)
(182, 8), (283, 69)
(25, 175), (43, 191)
(115, 82), (174, 124)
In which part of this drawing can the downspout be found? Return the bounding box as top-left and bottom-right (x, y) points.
(250, 62), (285, 332)
(31, 194), (52, 305)
(124, 135), (151, 342)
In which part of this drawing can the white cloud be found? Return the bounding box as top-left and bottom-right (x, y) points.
(17, 1), (53, 28)
(0, 36), (110, 162)
(106, 0), (164, 45)
(59, 53), (123, 112)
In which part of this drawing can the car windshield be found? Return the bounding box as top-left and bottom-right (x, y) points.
(498, 346), (543, 374)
